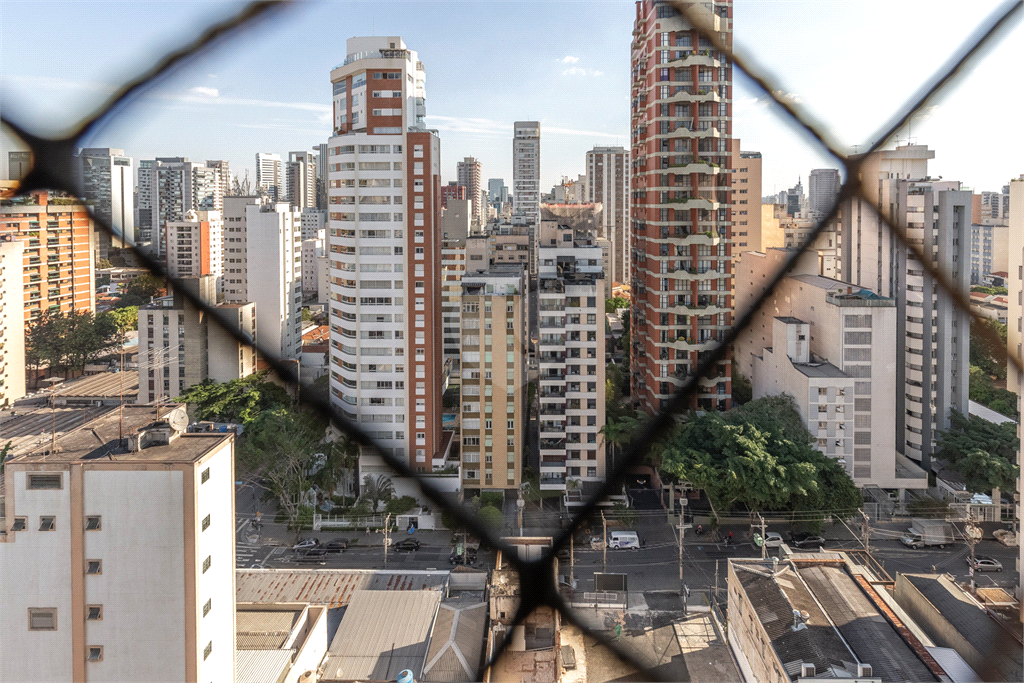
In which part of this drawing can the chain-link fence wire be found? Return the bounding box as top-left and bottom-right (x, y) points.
(2, 0), (1021, 678)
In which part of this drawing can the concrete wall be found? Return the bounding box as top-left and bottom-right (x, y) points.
(726, 562), (790, 683)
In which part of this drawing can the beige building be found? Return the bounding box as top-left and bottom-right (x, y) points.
(737, 249), (927, 490)
(164, 209), (224, 295)
(441, 199), (472, 371)
(0, 404), (237, 683)
(1006, 175), (1024, 607)
(0, 237), (26, 405)
(456, 157), (483, 228)
(459, 266), (527, 492)
(137, 276), (256, 403)
(730, 144), (761, 251)
(586, 146), (629, 286)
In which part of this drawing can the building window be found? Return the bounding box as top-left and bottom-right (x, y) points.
(27, 474), (62, 490)
(86, 560), (102, 575)
(201, 467), (210, 484)
(28, 608), (57, 631)
(39, 516), (55, 531)
(11, 517), (26, 531)
(203, 599), (212, 617)
(202, 514), (211, 531)
(87, 605), (102, 621)
(202, 556), (211, 574)
(85, 516), (101, 531)
(203, 642), (213, 661)
(88, 647), (103, 663)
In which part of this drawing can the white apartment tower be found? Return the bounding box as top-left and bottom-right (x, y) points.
(76, 148), (134, 258)
(586, 146), (630, 286)
(512, 121), (541, 229)
(255, 152), (284, 202)
(0, 237), (26, 406)
(536, 222), (606, 502)
(840, 145), (970, 470)
(457, 157), (484, 228)
(327, 36), (446, 479)
(808, 168), (841, 216)
(164, 210), (224, 294)
(459, 266), (528, 492)
(137, 158), (223, 255)
(286, 151), (318, 210)
(0, 405), (237, 682)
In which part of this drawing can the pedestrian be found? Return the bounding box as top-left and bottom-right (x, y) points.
(727, 531), (733, 543)
(696, 524), (703, 536)
(366, 526), (370, 535)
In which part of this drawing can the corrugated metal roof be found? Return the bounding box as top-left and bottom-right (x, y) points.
(925, 647), (983, 683)
(235, 569), (448, 608)
(320, 589), (442, 682)
(56, 371), (139, 399)
(422, 601), (487, 682)
(235, 649), (293, 683)
(236, 609), (301, 650)
(798, 565), (936, 682)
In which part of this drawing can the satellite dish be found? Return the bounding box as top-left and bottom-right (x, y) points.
(167, 408), (189, 433)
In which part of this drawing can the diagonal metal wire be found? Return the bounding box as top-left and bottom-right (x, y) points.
(3, 0), (1021, 678)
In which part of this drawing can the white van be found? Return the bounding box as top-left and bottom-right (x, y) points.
(607, 531), (641, 550)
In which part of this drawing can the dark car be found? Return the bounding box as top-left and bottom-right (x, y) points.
(449, 543), (477, 565)
(295, 548), (328, 563)
(394, 538), (421, 552)
(323, 539), (349, 553)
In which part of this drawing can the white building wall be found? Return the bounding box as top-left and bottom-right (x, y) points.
(0, 239), (26, 406)
(302, 238), (325, 294)
(245, 202), (303, 360)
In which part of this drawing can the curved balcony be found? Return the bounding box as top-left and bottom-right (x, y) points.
(666, 52), (722, 68)
(661, 88), (721, 104)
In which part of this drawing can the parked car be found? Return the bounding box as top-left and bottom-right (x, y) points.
(993, 529), (1018, 547)
(322, 539), (348, 553)
(790, 533), (826, 549)
(449, 543), (477, 564)
(967, 556), (1003, 572)
(292, 538), (320, 552)
(295, 548), (328, 563)
(763, 532), (784, 548)
(394, 539), (421, 552)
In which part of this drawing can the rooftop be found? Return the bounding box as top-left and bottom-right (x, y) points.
(50, 370), (138, 402)
(791, 359), (849, 379)
(5, 404), (231, 464)
(422, 598), (488, 682)
(235, 568), (449, 608)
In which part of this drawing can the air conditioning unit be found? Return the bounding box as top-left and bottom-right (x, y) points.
(801, 662), (816, 678)
(857, 663), (873, 678)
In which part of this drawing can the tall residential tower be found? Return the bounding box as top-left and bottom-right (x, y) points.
(586, 146), (630, 286)
(629, 0), (735, 413)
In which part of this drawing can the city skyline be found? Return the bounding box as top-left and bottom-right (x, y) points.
(1, 0), (1020, 196)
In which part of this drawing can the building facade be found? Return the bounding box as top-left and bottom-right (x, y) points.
(586, 146), (629, 287)
(75, 148), (134, 259)
(0, 193), (96, 324)
(459, 267), (527, 493)
(327, 36), (447, 479)
(1005, 176), (1024, 607)
(137, 158), (223, 254)
(512, 122), (541, 229)
(255, 153), (283, 202)
(164, 210), (224, 294)
(808, 168), (841, 216)
(285, 151), (318, 210)
(629, 0), (735, 413)
(440, 183), (466, 209)
(0, 405), (237, 682)
(730, 145), (761, 251)
(0, 237), (27, 405)
(537, 223), (606, 499)
(968, 221), (1008, 285)
(441, 199), (472, 369)
(456, 157), (483, 228)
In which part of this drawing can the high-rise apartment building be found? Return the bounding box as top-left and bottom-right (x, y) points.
(75, 148), (134, 259)
(441, 183), (466, 209)
(8, 151), (32, 182)
(164, 210), (224, 294)
(808, 168), (841, 216)
(255, 152), (283, 201)
(512, 122), (541, 229)
(537, 222), (606, 501)
(487, 178), (508, 206)
(969, 221), (1008, 285)
(313, 144), (329, 210)
(0, 404), (238, 682)
(458, 266), (527, 493)
(840, 145), (969, 470)
(629, 0), (734, 413)
(327, 36), (447, 479)
(441, 199), (472, 369)
(138, 276), (256, 403)
(285, 151), (318, 210)
(300, 207), (326, 241)
(0, 237), (27, 405)
(302, 236), (324, 296)
(1004, 176), (1023, 607)
(136, 158), (223, 255)
(222, 197), (302, 361)
(205, 160), (231, 202)
(586, 146), (630, 286)
(730, 145), (761, 250)
(0, 193), (95, 324)
(457, 157), (483, 228)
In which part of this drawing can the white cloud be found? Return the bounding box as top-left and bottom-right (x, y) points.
(590, 70), (604, 77)
(165, 88), (330, 115)
(562, 67), (586, 76)
(560, 55), (579, 64)
(189, 86), (219, 97)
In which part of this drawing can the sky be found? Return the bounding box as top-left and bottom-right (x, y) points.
(1, 0), (1021, 196)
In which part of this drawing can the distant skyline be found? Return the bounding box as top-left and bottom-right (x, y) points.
(1, 1), (1020, 195)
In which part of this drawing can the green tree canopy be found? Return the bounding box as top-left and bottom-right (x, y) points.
(605, 297), (630, 314)
(970, 318), (1008, 380)
(175, 372), (290, 425)
(935, 410), (1019, 493)
(659, 395), (860, 521)
(968, 365), (1018, 419)
(101, 306), (138, 332)
(26, 308), (118, 378)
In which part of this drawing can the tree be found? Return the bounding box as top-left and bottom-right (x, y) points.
(478, 505), (503, 534)
(731, 360), (752, 405)
(96, 258), (113, 270)
(26, 309), (115, 378)
(361, 474), (395, 513)
(176, 372), (290, 425)
(311, 433), (359, 499)
(102, 306), (138, 332)
(659, 395), (860, 520)
(935, 410), (1019, 494)
(601, 414), (641, 474)
(968, 365), (1017, 419)
(605, 297), (630, 314)
(238, 409), (326, 533)
(123, 273), (164, 301)
(970, 318), (1008, 381)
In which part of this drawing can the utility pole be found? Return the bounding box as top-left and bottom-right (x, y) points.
(759, 514), (767, 560)
(860, 510), (870, 554)
(601, 510), (607, 573)
(965, 510), (980, 591)
(570, 533), (575, 589)
(677, 515), (690, 613)
(384, 513), (391, 569)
